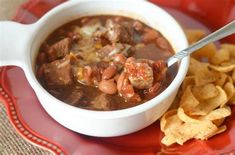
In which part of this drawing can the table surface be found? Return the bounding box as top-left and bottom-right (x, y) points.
(0, 0), (52, 154)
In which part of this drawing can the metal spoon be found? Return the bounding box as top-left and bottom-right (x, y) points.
(167, 20), (235, 67)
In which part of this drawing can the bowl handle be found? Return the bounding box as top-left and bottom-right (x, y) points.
(0, 21), (33, 68)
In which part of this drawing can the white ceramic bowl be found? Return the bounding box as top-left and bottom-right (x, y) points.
(0, 0), (189, 137)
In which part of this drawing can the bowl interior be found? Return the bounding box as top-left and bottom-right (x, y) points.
(28, 0), (189, 115)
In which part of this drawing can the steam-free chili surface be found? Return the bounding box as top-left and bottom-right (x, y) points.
(36, 15), (177, 111)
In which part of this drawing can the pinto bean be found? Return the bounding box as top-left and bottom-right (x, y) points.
(37, 52), (47, 65)
(83, 66), (93, 85)
(142, 28), (160, 43)
(156, 37), (169, 50)
(114, 74), (120, 82)
(67, 32), (81, 42)
(126, 57), (135, 63)
(133, 21), (143, 31)
(116, 72), (137, 100)
(120, 84), (135, 98)
(148, 82), (161, 94)
(102, 65), (117, 80)
(112, 54), (127, 64)
(84, 66), (92, 77)
(114, 16), (123, 22)
(144, 82), (161, 99)
(105, 19), (132, 43)
(81, 17), (89, 24)
(153, 60), (166, 73)
(37, 64), (45, 78)
(99, 79), (117, 94)
(117, 72), (127, 92)
(153, 60), (167, 82)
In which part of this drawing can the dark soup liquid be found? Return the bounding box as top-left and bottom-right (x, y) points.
(36, 15), (177, 111)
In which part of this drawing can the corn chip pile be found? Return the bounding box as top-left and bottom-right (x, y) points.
(160, 29), (235, 146)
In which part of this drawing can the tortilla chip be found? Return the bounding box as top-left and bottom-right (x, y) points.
(182, 76), (195, 92)
(212, 125), (227, 136)
(192, 84), (218, 100)
(214, 71), (228, 86)
(212, 118), (225, 127)
(190, 86), (228, 115)
(169, 93), (181, 110)
(160, 109), (178, 132)
(179, 86), (200, 113)
(223, 82), (235, 100)
(177, 107), (200, 123)
(209, 64), (235, 73)
(188, 58), (208, 75)
(162, 120), (218, 146)
(193, 121), (218, 140)
(210, 48), (230, 65)
(229, 94), (235, 105)
(194, 67), (216, 86)
(232, 70), (235, 83)
(226, 76), (234, 84)
(185, 29), (205, 44)
(206, 86), (228, 108)
(161, 134), (178, 146)
(202, 106), (231, 121)
(221, 43), (235, 58)
(160, 30), (233, 146)
(192, 43), (217, 60)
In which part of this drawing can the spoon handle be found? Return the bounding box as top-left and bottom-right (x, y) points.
(167, 20), (235, 67)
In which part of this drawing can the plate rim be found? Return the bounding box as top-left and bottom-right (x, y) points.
(1, 0), (235, 154)
(0, 67), (66, 155)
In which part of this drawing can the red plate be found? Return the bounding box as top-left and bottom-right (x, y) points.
(0, 0), (235, 154)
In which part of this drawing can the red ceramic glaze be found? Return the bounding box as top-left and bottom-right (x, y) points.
(150, 0), (235, 44)
(0, 0), (235, 155)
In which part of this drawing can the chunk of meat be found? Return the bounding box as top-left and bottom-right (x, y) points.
(112, 54), (127, 65)
(105, 19), (132, 43)
(77, 37), (95, 51)
(133, 21), (143, 31)
(153, 60), (166, 72)
(80, 17), (89, 24)
(81, 18), (101, 27)
(117, 72), (141, 102)
(46, 38), (71, 62)
(79, 19), (102, 37)
(97, 43), (134, 60)
(125, 59), (154, 89)
(153, 60), (167, 82)
(74, 37), (99, 63)
(37, 64), (46, 78)
(43, 56), (73, 88)
(67, 31), (81, 42)
(73, 61), (110, 86)
(142, 28), (160, 43)
(97, 45), (113, 58)
(90, 64), (104, 84)
(90, 93), (112, 110)
(144, 82), (161, 99)
(102, 65), (117, 80)
(93, 27), (107, 38)
(121, 21), (135, 39)
(108, 43), (134, 57)
(98, 79), (117, 94)
(156, 37), (170, 50)
(64, 89), (84, 106)
(37, 52), (47, 65)
(83, 66), (93, 85)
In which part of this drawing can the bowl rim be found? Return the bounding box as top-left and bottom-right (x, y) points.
(27, 0), (190, 119)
